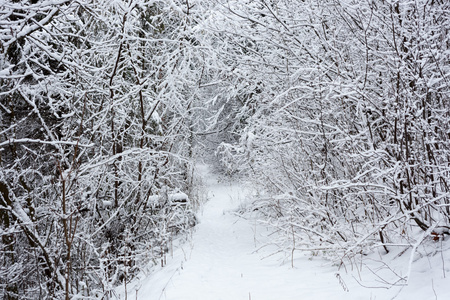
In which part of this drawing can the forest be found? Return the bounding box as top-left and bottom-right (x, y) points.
(0, 0), (449, 299)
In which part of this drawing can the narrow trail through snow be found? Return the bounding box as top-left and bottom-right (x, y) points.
(124, 164), (448, 300)
(130, 164), (346, 300)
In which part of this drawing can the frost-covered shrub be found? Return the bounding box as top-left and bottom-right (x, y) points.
(215, 0), (450, 263)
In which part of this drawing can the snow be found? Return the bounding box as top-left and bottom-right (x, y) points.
(101, 200), (113, 209)
(169, 192), (189, 203)
(118, 164), (450, 300)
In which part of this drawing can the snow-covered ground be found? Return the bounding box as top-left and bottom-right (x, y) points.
(118, 164), (449, 300)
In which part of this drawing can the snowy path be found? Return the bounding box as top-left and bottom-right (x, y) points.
(121, 164), (449, 300)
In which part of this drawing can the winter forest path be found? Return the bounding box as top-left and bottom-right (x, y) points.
(125, 164), (347, 300)
(121, 164), (447, 300)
